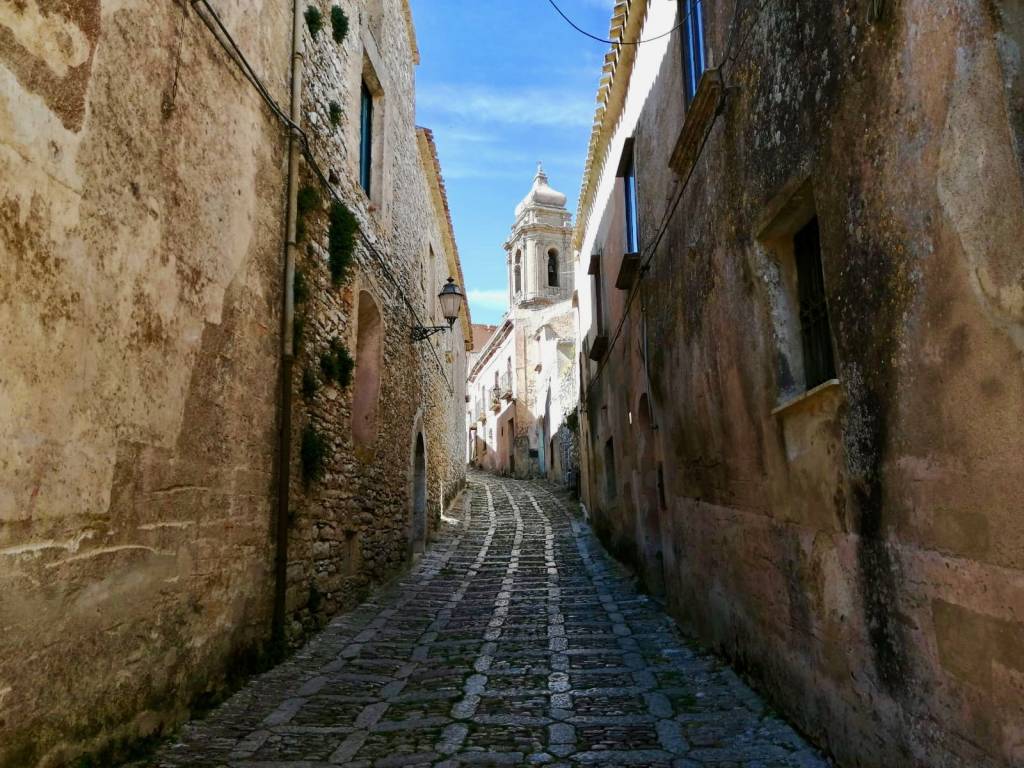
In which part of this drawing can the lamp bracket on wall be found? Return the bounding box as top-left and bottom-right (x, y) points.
(411, 323), (453, 342)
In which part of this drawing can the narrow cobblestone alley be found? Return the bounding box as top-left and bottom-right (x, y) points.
(148, 473), (827, 768)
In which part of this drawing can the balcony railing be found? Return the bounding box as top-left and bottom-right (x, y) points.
(514, 284), (573, 305)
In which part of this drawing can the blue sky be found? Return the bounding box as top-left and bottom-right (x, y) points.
(409, 0), (615, 325)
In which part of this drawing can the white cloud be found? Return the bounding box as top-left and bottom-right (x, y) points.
(418, 84), (594, 129)
(468, 288), (509, 312)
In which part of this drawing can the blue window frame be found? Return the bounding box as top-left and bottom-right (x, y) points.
(359, 81), (373, 195)
(680, 0), (707, 104)
(623, 149), (640, 254)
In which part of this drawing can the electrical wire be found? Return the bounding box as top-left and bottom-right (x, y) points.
(189, 0), (454, 394)
(546, 0), (692, 45)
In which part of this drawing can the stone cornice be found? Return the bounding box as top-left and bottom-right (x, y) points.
(468, 319), (514, 381)
(417, 127), (472, 347)
(402, 0), (421, 65)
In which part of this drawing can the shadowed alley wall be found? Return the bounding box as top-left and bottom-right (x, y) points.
(575, 1), (1024, 766)
(0, 0), (467, 765)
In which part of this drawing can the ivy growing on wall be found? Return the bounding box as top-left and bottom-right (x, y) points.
(304, 6), (323, 39)
(328, 201), (358, 285)
(328, 100), (341, 127)
(300, 424), (328, 484)
(319, 338), (354, 387)
(301, 367), (318, 399)
(293, 266), (310, 305)
(296, 185), (321, 243)
(330, 6), (349, 44)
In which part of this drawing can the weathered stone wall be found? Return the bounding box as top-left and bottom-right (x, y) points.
(576, 1), (1024, 767)
(0, 1), (291, 765)
(282, 0), (467, 638)
(0, 0), (467, 764)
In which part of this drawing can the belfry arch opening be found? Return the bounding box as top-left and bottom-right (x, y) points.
(547, 248), (559, 287)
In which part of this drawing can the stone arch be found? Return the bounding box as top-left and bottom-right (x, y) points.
(352, 290), (383, 447)
(547, 248), (559, 287)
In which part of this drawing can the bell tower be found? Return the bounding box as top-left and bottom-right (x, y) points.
(504, 163), (573, 309)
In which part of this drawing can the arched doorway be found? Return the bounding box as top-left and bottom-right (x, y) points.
(353, 291), (383, 448)
(412, 432), (427, 554)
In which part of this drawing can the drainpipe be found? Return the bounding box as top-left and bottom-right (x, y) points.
(272, 0), (305, 653)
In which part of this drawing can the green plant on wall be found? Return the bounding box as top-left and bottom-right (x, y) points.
(328, 201), (358, 285)
(319, 338), (354, 387)
(330, 6), (349, 44)
(565, 409), (579, 435)
(300, 424), (328, 484)
(296, 184), (321, 243)
(305, 5), (323, 39)
(294, 266), (310, 305)
(328, 100), (341, 127)
(301, 367), (318, 398)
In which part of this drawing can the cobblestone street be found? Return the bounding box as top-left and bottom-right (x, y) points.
(150, 473), (828, 767)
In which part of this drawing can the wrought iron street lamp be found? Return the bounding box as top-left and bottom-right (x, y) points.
(412, 277), (464, 341)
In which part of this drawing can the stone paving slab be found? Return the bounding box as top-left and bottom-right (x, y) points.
(146, 472), (831, 768)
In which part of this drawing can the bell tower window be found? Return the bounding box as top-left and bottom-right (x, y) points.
(547, 249), (559, 288)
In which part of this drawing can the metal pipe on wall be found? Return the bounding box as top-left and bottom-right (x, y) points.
(272, 0), (305, 652)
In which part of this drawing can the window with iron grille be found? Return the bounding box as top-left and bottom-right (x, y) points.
(679, 0), (707, 105)
(359, 81), (373, 195)
(793, 217), (836, 389)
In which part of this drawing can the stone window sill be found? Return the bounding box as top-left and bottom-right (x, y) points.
(771, 378), (841, 417)
(668, 68), (723, 178)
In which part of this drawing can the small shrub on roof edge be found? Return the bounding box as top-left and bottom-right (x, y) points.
(305, 6), (323, 39)
(330, 6), (349, 44)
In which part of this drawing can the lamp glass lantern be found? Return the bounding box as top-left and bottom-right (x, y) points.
(438, 277), (464, 328)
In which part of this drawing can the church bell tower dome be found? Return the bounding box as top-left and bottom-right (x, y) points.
(504, 163), (574, 309)
(515, 163), (568, 218)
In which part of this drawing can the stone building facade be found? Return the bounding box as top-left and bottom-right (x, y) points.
(467, 167), (578, 484)
(0, 1), (468, 765)
(574, 1), (1024, 767)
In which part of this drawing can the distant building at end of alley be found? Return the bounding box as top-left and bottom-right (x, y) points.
(466, 165), (579, 488)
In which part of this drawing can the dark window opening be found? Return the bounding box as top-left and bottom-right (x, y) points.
(680, 0), (707, 105)
(622, 151), (640, 254)
(794, 217), (836, 389)
(547, 249), (559, 287)
(359, 81), (373, 196)
(514, 250), (522, 294)
(592, 259), (605, 333)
